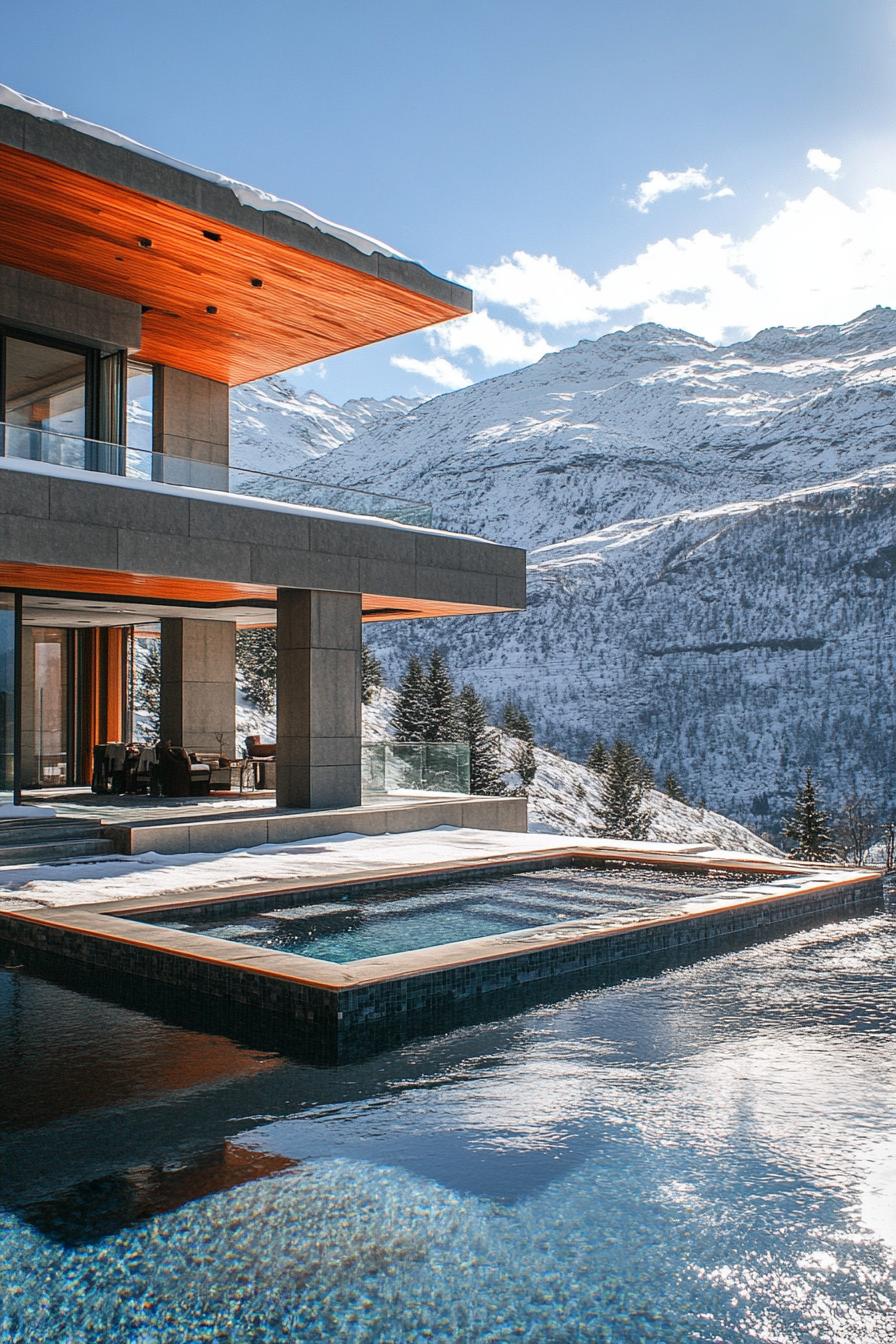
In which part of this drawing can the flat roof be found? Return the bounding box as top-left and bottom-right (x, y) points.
(0, 86), (472, 385)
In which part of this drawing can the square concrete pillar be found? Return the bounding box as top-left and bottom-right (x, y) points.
(276, 589), (362, 809)
(160, 618), (236, 757)
(153, 366), (229, 466)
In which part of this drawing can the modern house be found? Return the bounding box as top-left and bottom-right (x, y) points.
(0, 88), (526, 843)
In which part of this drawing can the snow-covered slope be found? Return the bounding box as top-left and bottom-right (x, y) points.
(356, 690), (779, 856)
(229, 309), (896, 830)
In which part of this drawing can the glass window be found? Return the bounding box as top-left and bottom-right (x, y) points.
(4, 335), (88, 436)
(126, 360), (153, 452)
(0, 594), (15, 804)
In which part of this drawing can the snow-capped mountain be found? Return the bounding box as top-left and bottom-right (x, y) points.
(292, 307), (896, 545)
(230, 377), (419, 477)
(229, 308), (896, 830)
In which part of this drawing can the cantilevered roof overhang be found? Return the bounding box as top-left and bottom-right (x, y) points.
(0, 88), (472, 385)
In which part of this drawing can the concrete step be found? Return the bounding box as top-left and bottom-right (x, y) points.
(0, 836), (117, 866)
(0, 819), (107, 845)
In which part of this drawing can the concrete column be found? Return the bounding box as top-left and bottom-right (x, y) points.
(276, 589), (362, 809)
(160, 619), (236, 757)
(153, 366), (229, 467)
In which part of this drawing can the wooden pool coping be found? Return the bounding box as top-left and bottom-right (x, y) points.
(1, 842), (882, 994)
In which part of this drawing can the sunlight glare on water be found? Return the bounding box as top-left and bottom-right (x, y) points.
(1, 895), (894, 1342)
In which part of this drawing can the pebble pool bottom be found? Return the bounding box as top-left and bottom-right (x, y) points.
(154, 863), (757, 962)
(1, 887), (894, 1342)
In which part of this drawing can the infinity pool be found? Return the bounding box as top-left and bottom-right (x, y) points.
(154, 863), (755, 962)
(1, 883), (893, 1342)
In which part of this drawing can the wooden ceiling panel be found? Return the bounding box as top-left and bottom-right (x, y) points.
(0, 144), (466, 385)
(0, 564), (509, 620)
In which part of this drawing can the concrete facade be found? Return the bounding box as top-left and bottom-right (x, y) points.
(0, 108), (527, 824)
(0, 264), (141, 353)
(153, 366), (230, 468)
(0, 469), (527, 613)
(276, 589), (362, 808)
(160, 618), (236, 757)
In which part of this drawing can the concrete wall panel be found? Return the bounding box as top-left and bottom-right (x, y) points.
(0, 263), (141, 351)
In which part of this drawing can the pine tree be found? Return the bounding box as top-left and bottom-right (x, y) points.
(361, 643), (384, 706)
(619, 738), (654, 789)
(664, 772), (687, 804)
(502, 699), (534, 742)
(236, 628), (276, 713)
(585, 738), (608, 773)
(596, 738), (653, 839)
(783, 769), (836, 860)
(456, 684), (505, 795)
(425, 650), (458, 741)
(510, 737), (537, 793)
(394, 655), (430, 741)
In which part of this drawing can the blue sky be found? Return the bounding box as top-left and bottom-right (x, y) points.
(4, 0), (896, 402)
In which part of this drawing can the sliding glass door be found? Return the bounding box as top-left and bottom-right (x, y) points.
(23, 628), (69, 789)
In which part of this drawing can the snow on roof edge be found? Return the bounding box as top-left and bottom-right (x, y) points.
(0, 83), (409, 263)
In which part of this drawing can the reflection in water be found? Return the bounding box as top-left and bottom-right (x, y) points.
(1, 896), (894, 1343)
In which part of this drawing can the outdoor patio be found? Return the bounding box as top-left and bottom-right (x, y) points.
(14, 786), (529, 857)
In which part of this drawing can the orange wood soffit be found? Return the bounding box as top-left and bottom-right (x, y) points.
(0, 564), (511, 619)
(0, 143), (467, 385)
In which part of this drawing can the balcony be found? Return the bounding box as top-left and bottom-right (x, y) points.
(0, 422), (432, 528)
(362, 741), (472, 796)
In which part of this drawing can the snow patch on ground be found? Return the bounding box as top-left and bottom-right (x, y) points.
(0, 826), (777, 913)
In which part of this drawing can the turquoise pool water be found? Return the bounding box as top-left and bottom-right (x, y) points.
(155, 863), (754, 962)
(1, 887), (894, 1342)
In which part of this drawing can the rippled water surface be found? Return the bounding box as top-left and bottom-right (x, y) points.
(154, 863), (756, 962)
(1, 892), (895, 1342)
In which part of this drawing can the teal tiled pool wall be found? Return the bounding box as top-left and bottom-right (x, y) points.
(0, 861), (883, 1059)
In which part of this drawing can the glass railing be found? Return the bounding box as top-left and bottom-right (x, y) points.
(361, 741), (471, 796)
(0, 422), (432, 527)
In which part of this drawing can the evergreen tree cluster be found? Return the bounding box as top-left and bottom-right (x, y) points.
(393, 651), (507, 796)
(135, 636), (161, 738)
(236, 628), (277, 714)
(235, 630), (384, 713)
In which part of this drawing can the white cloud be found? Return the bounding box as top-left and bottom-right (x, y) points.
(593, 185), (896, 341)
(452, 254), (606, 326)
(807, 147), (842, 179)
(629, 165), (731, 212)
(458, 185), (896, 347)
(702, 184), (735, 202)
(390, 355), (471, 390)
(432, 309), (556, 366)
